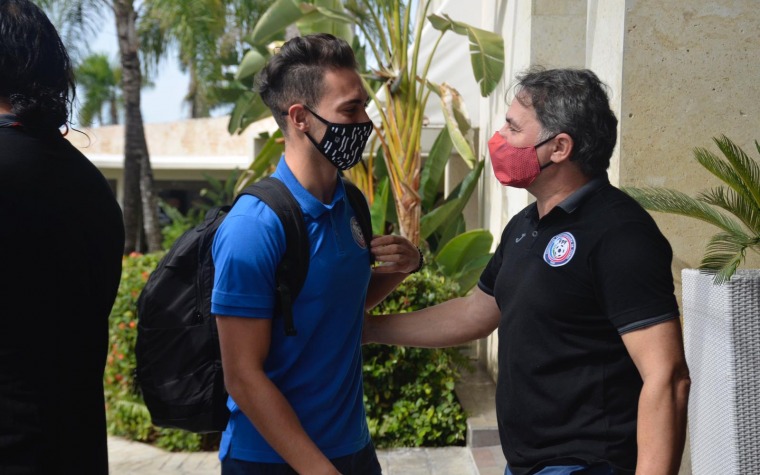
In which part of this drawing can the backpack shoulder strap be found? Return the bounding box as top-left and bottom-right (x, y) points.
(341, 178), (374, 265)
(238, 177), (309, 336)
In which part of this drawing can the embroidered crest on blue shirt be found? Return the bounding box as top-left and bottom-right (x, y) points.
(543, 232), (576, 267)
(350, 216), (367, 248)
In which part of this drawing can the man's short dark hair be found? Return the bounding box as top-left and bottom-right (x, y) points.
(0, 0), (75, 132)
(256, 33), (358, 134)
(514, 67), (618, 176)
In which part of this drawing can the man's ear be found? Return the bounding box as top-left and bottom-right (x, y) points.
(286, 104), (310, 133)
(550, 132), (574, 163)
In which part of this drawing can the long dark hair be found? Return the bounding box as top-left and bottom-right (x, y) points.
(0, 0), (76, 132)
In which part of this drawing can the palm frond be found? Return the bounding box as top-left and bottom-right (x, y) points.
(623, 187), (746, 236)
(693, 147), (753, 202)
(700, 232), (759, 284)
(698, 186), (760, 235)
(713, 135), (760, 210)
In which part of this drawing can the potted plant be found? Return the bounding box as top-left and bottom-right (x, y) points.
(624, 136), (760, 474)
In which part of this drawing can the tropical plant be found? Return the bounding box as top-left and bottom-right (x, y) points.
(76, 53), (122, 126)
(232, 0), (504, 247)
(138, 0), (273, 118)
(39, 0), (162, 253)
(227, 0), (502, 290)
(233, 130), (285, 194)
(365, 259), (470, 447)
(623, 136), (760, 284)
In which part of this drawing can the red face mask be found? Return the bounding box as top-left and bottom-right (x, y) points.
(488, 132), (556, 188)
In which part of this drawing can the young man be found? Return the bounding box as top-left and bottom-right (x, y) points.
(212, 34), (420, 475)
(364, 68), (691, 475)
(0, 1), (125, 473)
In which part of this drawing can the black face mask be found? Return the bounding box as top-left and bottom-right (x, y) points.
(303, 106), (373, 170)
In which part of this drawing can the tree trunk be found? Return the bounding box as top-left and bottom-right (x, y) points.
(114, 0), (162, 253)
(187, 65), (209, 119)
(109, 91), (119, 125)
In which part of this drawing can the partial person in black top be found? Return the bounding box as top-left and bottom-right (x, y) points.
(364, 68), (690, 475)
(0, 1), (125, 474)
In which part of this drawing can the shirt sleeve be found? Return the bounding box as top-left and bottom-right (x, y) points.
(591, 219), (679, 334)
(211, 196), (286, 318)
(478, 221), (513, 296)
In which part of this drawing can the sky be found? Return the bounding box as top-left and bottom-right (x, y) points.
(87, 12), (190, 124)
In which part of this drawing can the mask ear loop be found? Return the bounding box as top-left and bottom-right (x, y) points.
(535, 134), (559, 170)
(280, 106), (326, 148)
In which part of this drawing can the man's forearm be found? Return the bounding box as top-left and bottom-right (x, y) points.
(226, 372), (339, 475)
(365, 290), (500, 348)
(635, 373), (691, 474)
(365, 271), (408, 310)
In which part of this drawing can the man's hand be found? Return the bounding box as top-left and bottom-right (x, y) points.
(370, 234), (420, 274)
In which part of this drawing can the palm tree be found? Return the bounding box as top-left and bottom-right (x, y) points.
(114, 0), (162, 252)
(624, 136), (760, 284)
(76, 53), (122, 126)
(40, 0), (162, 253)
(138, 0), (273, 119)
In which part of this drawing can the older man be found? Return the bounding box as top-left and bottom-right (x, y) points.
(365, 68), (690, 475)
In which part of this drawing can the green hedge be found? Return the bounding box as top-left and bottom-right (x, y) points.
(104, 252), (468, 451)
(365, 268), (468, 447)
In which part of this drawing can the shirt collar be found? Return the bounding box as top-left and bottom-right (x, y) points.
(522, 174), (609, 221)
(272, 156), (345, 219)
(556, 174), (609, 213)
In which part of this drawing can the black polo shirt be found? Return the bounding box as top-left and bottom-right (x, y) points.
(478, 176), (678, 475)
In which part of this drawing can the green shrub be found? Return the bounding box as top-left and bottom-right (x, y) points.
(160, 203), (200, 250)
(364, 265), (470, 448)
(105, 252), (469, 451)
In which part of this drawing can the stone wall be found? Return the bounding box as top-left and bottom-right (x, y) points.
(616, 0), (760, 289)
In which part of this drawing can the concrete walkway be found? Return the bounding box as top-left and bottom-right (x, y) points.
(107, 361), (507, 475)
(107, 436), (488, 474)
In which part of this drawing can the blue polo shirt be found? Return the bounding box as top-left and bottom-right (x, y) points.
(211, 158), (372, 463)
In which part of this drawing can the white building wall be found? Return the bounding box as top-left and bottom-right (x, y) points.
(476, 0), (588, 380)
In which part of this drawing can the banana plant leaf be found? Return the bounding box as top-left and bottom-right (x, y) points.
(428, 13), (504, 97)
(234, 130), (284, 194)
(435, 229), (493, 291)
(419, 127), (453, 211)
(370, 176), (390, 236)
(248, 0), (310, 45)
(455, 253), (493, 292)
(236, 47), (269, 81)
(439, 83), (475, 167)
(300, 3), (354, 41)
(228, 91), (271, 135)
(420, 159), (484, 239)
(433, 213), (466, 253)
(428, 80), (476, 168)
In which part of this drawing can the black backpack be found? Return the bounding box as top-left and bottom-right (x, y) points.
(135, 176), (372, 433)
